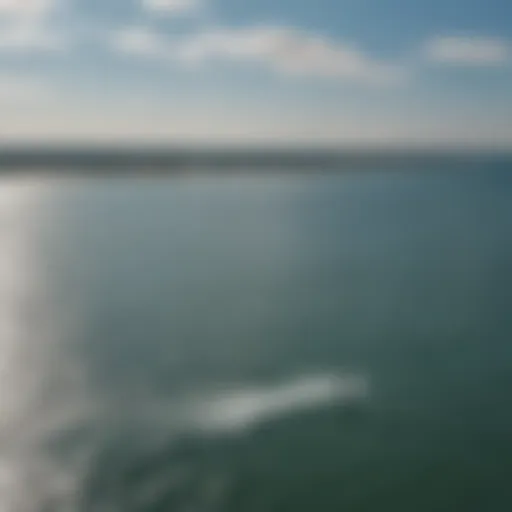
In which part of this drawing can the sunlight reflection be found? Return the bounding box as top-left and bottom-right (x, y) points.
(0, 178), (81, 512)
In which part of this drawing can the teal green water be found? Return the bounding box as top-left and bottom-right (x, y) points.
(1, 169), (511, 511)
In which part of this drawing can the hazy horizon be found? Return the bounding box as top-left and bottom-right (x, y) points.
(0, 0), (511, 150)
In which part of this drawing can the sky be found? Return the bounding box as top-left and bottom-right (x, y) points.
(0, 0), (511, 148)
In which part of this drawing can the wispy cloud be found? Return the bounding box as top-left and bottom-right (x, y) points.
(424, 36), (509, 65)
(0, 0), (57, 20)
(177, 26), (405, 85)
(142, 0), (204, 16)
(0, 0), (65, 52)
(0, 23), (64, 52)
(111, 24), (405, 86)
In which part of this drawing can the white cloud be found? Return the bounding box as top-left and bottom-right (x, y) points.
(425, 36), (509, 65)
(0, 0), (65, 52)
(109, 25), (404, 85)
(0, 0), (57, 20)
(174, 26), (405, 85)
(110, 26), (165, 57)
(0, 23), (64, 51)
(142, 0), (203, 15)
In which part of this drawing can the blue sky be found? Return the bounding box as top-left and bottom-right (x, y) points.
(0, 0), (511, 147)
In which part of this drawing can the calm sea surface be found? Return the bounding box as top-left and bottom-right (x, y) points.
(1, 166), (511, 511)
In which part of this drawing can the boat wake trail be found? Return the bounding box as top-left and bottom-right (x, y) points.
(182, 372), (369, 435)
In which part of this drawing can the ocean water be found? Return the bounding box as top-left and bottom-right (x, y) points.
(1, 166), (511, 511)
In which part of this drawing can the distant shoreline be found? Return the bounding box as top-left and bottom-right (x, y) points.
(0, 148), (510, 173)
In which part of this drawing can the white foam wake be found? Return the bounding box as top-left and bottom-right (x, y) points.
(184, 373), (369, 434)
